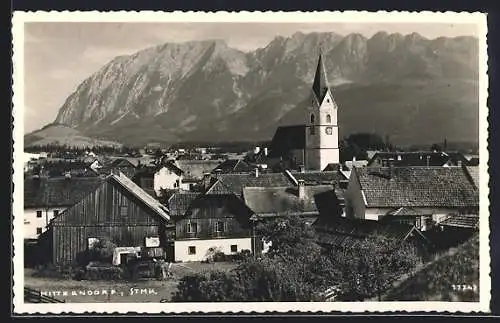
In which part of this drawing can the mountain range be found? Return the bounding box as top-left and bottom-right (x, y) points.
(28, 31), (480, 148)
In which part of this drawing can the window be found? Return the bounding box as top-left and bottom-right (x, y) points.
(187, 222), (198, 233)
(53, 209), (59, 217)
(326, 114), (331, 123)
(215, 221), (225, 232)
(188, 246), (196, 255)
(36, 227), (43, 235)
(36, 211), (42, 218)
(310, 126), (316, 135)
(310, 113), (315, 124)
(231, 245), (238, 253)
(120, 205), (128, 216)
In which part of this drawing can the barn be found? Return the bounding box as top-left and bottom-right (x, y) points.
(43, 171), (171, 266)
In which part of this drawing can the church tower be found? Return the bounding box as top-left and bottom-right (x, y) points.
(305, 54), (340, 171)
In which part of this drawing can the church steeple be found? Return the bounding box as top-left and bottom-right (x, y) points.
(312, 53), (330, 102)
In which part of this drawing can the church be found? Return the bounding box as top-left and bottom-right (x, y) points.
(269, 54), (340, 172)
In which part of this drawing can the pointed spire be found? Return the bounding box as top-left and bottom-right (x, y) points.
(312, 52), (330, 101)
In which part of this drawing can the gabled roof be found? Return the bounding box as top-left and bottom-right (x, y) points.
(355, 166), (479, 208)
(110, 172), (170, 221)
(290, 170), (347, 185)
(269, 125), (306, 156)
(184, 193), (254, 222)
(24, 177), (104, 208)
(243, 185), (334, 216)
(159, 161), (184, 176)
(174, 160), (222, 181)
(312, 54), (330, 102)
(206, 173), (292, 196)
(213, 159), (253, 174)
(167, 191), (202, 218)
(109, 158), (136, 168)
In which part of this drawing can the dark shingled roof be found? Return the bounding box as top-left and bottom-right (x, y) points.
(314, 218), (428, 247)
(167, 191), (202, 218)
(269, 125), (306, 156)
(465, 166), (479, 189)
(243, 185), (334, 216)
(175, 160), (222, 181)
(24, 177), (104, 208)
(356, 167), (479, 208)
(206, 173), (292, 196)
(184, 194), (254, 222)
(213, 159), (253, 174)
(109, 158), (137, 168)
(312, 54), (330, 102)
(291, 171), (347, 185)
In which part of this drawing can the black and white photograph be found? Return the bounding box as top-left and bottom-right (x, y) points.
(12, 11), (490, 313)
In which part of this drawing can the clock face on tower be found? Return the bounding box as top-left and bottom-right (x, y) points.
(325, 127), (333, 135)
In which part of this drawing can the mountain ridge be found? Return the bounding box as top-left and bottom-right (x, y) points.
(31, 31), (479, 147)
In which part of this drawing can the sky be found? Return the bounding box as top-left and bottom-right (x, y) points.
(23, 21), (480, 134)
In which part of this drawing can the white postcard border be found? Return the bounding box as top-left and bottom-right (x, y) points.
(12, 10), (490, 314)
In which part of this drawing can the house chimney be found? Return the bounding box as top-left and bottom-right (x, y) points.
(214, 169), (222, 179)
(264, 147), (268, 156)
(388, 159), (394, 179)
(298, 179), (305, 199)
(352, 156), (356, 162)
(254, 167), (259, 178)
(254, 146), (261, 154)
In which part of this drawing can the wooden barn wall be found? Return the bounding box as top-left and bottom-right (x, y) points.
(176, 217), (251, 240)
(53, 225), (160, 266)
(51, 180), (168, 265)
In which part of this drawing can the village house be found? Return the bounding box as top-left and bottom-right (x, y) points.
(174, 159), (222, 187)
(41, 171), (171, 266)
(173, 193), (255, 262)
(153, 161), (190, 193)
(98, 158), (137, 178)
(24, 176), (103, 240)
(344, 166), (479, 232)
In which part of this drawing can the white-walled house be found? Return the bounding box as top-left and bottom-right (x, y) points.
(344, 166), (479, 231)
(24, 176), (103, 239)
(153, 163), (190, 195)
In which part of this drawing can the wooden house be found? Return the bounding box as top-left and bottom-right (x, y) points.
(44, 171), (171, 266)
(173, 193), (255, 262)
(24, 176), (103, 240)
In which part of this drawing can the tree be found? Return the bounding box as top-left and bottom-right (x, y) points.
(329, 235), (419, 300)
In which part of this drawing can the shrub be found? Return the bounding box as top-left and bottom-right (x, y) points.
(87, 238), (117, 263)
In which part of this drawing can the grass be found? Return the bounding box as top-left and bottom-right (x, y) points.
(24, 262), (238, 303)
(381, 234), (480, 301)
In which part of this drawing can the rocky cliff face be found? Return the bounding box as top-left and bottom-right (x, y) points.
(53, 31), (479, 146)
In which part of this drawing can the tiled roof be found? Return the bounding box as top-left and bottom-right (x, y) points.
(243, 185), (334, 216)
(24, 177), (104, 208)
(109, 158), (137, 168)
(110, 172), (169, 221)
(291, 171), (347, 185)
(213, 159), (253, 174)
(206, 173), (292, 196)
(167, 191), (201, 217)
(440, 214), (479, 229)
(269, 125), (306, 156)
(315, 218), (426, 247)
(465, 166), (479, 189)
(175, 160), (222, 181)
(356, 167), (479, 208)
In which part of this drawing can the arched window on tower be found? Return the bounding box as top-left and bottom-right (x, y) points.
(326, 114), (331, 123)
(310, 113), (315, 124)
(309, 113), (316, 135)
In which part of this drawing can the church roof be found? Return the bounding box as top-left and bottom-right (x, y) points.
(312, 54), (330, 102)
